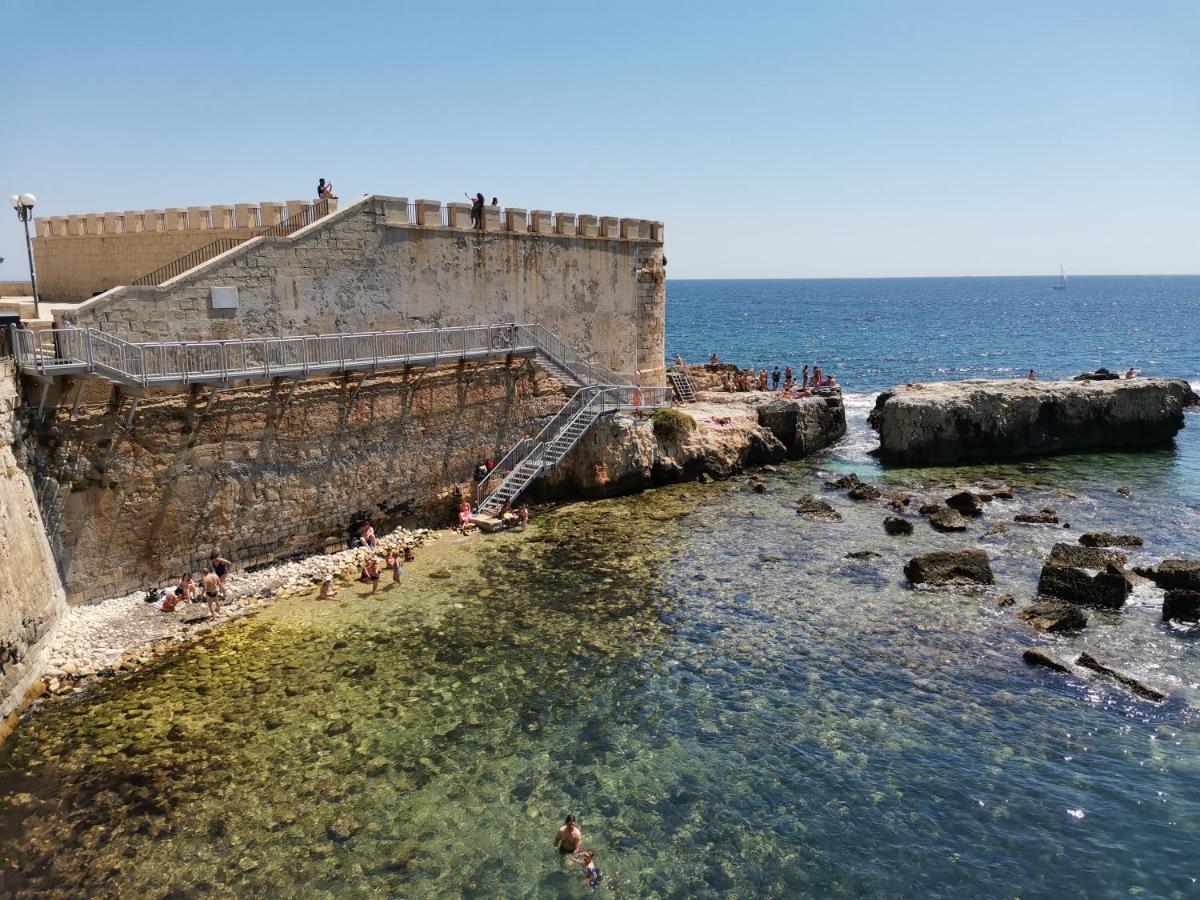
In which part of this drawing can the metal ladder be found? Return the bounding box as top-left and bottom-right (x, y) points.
(667, 364), (697, 402)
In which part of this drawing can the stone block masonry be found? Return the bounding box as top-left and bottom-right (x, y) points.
(0, 363), (67, 717)
(60, 194), (667, 385)
(27, 358), (569, 604)
(32, 200), (336, 302)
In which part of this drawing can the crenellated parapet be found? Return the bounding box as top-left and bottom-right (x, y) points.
(32, 199), (336, 238)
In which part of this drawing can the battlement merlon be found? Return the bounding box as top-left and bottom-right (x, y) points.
(33, 197), (663, 242)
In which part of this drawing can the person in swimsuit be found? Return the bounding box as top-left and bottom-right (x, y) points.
(386, 550), (402, 584)
(209, 551), (232, 590)
(554, 815), (582, 856)
(202, 570), (223, 615)
(580, 851), (605, 888)
(318, 574), (339, 600)
(364, 558), (381, 594)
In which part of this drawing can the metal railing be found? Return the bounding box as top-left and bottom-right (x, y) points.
(130, 199), (335, 287)
(10, 322), (548, 388)
(476, 383), (670, 512)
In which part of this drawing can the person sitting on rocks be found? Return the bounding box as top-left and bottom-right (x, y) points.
(457, 501), (475, 534)
(1028, 369), (1037, 380)
(1125, 368), (1135, 379)
(176, 572), (197, 603)
(708, 353), (719, 367)
(403, 544), (415, 563)
(355, 521), (378, 549)
(318, 574), (339, 600)
(517, 505), (529, 528)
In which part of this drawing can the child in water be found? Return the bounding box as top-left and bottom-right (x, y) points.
(386, 549), (402, 584)
(580, 851), (605, 888)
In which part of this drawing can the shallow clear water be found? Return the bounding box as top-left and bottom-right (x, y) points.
(1, 277), (1198, 898)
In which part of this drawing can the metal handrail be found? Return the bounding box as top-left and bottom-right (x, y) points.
(130, 199), (334, 287)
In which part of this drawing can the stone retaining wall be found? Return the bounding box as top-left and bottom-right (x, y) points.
(0, 362), (66, 717)
(27, 358), (569, 603)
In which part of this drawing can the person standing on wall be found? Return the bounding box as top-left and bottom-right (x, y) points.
(465, 192), (484, 229)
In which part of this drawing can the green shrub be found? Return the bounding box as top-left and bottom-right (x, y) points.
(651, 407), (696, 441)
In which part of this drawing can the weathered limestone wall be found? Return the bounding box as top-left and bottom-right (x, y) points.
(61, 196), (667, 384)
(32, 201), (332, 302)
(0, 363), (66, 717)
(28, 359), (569, 603)
(869, 378), (1200, 465)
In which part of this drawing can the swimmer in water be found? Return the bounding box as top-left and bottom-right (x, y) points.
(554, 814), (582, 856)
(580, 851), (605, 888)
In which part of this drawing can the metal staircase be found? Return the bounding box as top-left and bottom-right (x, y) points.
(475, 383), (669, 515)
(9, 320), (671, 515)
(667, 362), (698, 402)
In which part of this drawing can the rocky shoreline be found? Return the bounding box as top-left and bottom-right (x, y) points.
(13, 528), (432, 724)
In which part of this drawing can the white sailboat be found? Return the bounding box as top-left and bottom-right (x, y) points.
(1052, 264), (1068, 290)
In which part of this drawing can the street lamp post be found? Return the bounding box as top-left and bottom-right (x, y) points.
(9, 193), (39, 321)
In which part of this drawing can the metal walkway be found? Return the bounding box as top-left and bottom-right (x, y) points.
(9, 322), (623, 391)
(10, 321), (671, 511)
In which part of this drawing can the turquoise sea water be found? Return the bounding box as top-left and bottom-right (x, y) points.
(0, 276), (1198, 897)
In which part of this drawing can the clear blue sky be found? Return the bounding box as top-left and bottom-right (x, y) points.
(2, 0), (1196, 278)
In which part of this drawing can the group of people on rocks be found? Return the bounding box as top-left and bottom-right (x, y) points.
(148, 551), (232, 616)
(707, 354), (838, 395)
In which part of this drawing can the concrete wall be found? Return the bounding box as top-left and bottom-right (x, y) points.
(29, 358), (569, 604)
(61, 195), (667, 384)
(31, 200), (333, 302)
(0, 363), (66, 717)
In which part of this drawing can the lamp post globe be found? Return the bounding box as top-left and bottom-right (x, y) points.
(11, 192), (40, 320)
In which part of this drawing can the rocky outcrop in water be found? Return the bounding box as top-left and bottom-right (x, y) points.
(1163, 590), (1200, 623)
(903, 549), (994, 585)
(796, 494), (841, 520)
(1076, 652), (1167, 702)
(1036, 562), (1132, 609)
(868, 378), (1198, 465)
(1079, 532), (1143, 548)
(537, 394), (846, 500)
(1017, 601), (1088, 633)
(928, 507), (971, 532)
(1136, 559), (1200, 592)
(1023, 647), (1074, 673)
(883, 516), (913, 536)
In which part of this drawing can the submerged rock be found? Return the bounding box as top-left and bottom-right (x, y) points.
(1078, 532), (1144, 548)
(868, 378), (1198, 465)
(1162, 590), (1200, 623)
(1015, 508), (1059, 524)
(1047, 543), (1127, 569)
(883, 516), (914, 536)
(928, 507), (970, 532)
(846, 482), (882, 501)
(1075, 652), (1167, 702)
(1023, 647), (1074, 674)
(1137, 559), (1200, 592)
(945, 490), (986, 517)
(845, 550), (881, 561)
(1017, 601), (1088, 633)
(795, 494), (842, 521)
(904, 549), (994, 585)
(1037, 563), (1132, 609)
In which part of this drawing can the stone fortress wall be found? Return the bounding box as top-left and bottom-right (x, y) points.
(59, 194), (667, 385)
(0, 363), (66, 716)
(32, 359), (570, 604)
(32, 199), (338, 302)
